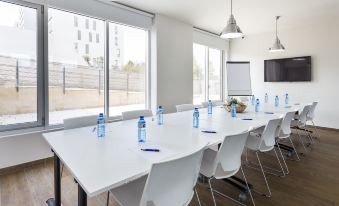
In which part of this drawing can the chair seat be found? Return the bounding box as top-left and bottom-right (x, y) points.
(110, 175), (148, 206)
(246, 134), (274, 152)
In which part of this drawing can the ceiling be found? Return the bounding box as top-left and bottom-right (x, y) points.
(115, 0), (339, 35)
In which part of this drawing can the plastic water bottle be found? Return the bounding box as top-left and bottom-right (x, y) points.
(285, 93), (289, 105)
(97, 113), (105, 138)
(231, 103), (237, 118)
(255, 99), (260, 112)
(193, 107), (199, 128)
(275, 95), (279, 107)
(208, 100), (213, 115)
(157, 106), (164, 125)
(138, 116), (146, 143)
(251, 95), (255, 106)
(265, 93), (268, 103)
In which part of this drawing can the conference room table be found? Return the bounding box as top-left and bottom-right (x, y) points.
(43, 103), (305, 206)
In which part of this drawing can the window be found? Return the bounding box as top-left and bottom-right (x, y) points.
(48, 9), (105, 125)
(74, 16), (78, 27)
(77, 30), (81, 40)
(93, 20), (96, 30)
(108, 22), (147, 117)
(85, 19), (89, 29)
(96, 33), (100, 43)
(0, 1), (43, 131)
(193, 44), (206, 104)
(85, 44), (89, 54)
(208, 48), (221, 100)
(89, 32), (92, 42)
(193, 43), (222, 104)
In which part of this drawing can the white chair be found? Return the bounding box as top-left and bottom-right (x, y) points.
(109, 145), (206, 206)
(275, 111), (300, 175)
(245, 118), (284, 198)
(199, 131), (255, 206)
(201, 100), (223, 108)
(291, 105), (313, 150)
(176, 104), (195, 112)
(122, 109), (153, 120)
(307, 102), (320, 139)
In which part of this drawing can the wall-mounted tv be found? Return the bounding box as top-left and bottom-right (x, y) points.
(264, 56), (311, 82)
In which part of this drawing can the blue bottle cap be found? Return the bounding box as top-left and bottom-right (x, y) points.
(140, 116), (144, 119)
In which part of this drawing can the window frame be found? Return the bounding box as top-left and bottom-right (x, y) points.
(0, 0), (151, 133)
(0, 0), (45, 132)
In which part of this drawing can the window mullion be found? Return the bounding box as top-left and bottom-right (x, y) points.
(104, 21), (110, 118)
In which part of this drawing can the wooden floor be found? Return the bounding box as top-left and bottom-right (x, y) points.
(1, 128), (339, 206)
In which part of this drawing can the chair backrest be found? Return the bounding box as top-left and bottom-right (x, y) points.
(176, 104), (195, 112)
(213, 131), (250, 178)
(63, 115), (98, 130)
(298, 105), (312, 125)
(278, 111), (296, 137)
(140, 145), (206, 206)
(201, 100), (223, 108)
(259, 118), (283, 150)
(307, 102), (318, 120)
(122, 109), (153, 120)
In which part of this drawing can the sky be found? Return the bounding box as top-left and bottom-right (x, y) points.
(0, 1), (21, 27)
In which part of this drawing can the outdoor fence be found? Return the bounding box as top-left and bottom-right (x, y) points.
(0, 55), (145, 93)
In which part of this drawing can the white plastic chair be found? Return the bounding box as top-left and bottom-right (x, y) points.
(201, 100), (223, 108)
(291, 105), (313, 149)
(275, 111), (300, 175)
(122, 109), (153, 120)
(307, 102), (320, 139)
(245, 118), (284, 198)
(176, 104), (195, 112)
(109, 145), (206, 206)
(64, 115), (98, 130)
(200, 131), (255, 206)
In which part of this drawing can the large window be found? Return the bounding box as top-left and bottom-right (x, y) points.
(108, 22), (147, 117)
(0, 1), (43, 131)
(193, 44), (206, 104)
(193, 43), (223, 104)
(48, 9), (105, 125)
(0, 1), (149, 130)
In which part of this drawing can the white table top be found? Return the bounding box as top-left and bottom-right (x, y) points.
(43, 105), (302, 197)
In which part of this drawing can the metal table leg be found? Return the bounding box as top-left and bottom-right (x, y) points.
(46, 152), (61, 206)
(78, 184), (87, 206)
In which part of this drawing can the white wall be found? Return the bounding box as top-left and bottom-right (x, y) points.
(151, 14), (193, 113)
(230, 13), (339, 129)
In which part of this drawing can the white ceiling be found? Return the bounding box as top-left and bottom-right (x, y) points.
(116, 0), (339, 35)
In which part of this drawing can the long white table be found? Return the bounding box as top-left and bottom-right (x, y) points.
(43, 104), (305, 206)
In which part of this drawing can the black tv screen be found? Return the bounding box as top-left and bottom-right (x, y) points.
(264, 56), (311, 82)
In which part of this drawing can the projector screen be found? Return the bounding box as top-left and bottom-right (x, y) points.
(226, 61), (252, 96)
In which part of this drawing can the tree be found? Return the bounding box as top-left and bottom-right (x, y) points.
(121, 60), (144, 96)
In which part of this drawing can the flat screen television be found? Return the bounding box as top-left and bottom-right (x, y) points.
(264, 56), (311, 82)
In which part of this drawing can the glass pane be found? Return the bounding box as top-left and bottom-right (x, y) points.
(108, 22), (147, 117)
(193, 43), (206, 104)
(48, 9), (105, 125)
(0, 1), (38, 128)
(208, 48), (221, 100)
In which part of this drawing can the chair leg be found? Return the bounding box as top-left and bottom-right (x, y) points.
(303, 127), (314, 144)
(240, 166), (255, 206)
(195, 188), (202, 206)
(312, 120), (321, 140)
(208, 178), (217, 206)
(106, 191), (110, 206)
(273, 148), (286, 177)
(296, 130), (308, 153)
(275, 141), (289, 175)
(254, 151), (272, 197)
(288, 136), (300, 161)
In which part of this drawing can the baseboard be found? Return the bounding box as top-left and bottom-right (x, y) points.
(0, 157), (52, 176)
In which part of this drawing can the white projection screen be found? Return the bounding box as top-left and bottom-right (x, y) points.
(226, 61), (252, 96)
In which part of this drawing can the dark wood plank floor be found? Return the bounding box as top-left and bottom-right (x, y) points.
(1, 128), (338, 206)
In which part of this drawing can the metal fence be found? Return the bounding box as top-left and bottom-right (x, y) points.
(0, 55), (145, 93)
